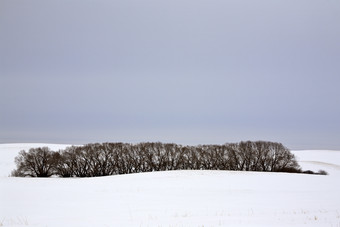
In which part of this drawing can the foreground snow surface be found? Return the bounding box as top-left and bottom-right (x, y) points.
(1, 144), (340, 227)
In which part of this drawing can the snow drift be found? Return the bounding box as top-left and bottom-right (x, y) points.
(1, 144), (340, 226)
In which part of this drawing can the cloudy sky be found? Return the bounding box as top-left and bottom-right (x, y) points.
(1, 0), (339, 149)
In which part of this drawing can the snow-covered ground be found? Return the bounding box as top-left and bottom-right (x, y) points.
(0, 144), (340, 226)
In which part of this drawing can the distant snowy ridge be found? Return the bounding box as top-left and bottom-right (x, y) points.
(291, 150), (340, 176)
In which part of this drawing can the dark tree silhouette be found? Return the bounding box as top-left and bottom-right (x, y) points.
(12, 147), (58, 177)
(12, 141), (306, 177)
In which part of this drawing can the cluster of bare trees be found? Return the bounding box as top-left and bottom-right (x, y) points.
(12, 141), (306, 177)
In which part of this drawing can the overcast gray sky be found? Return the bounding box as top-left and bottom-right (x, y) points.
(1, 0), (340, 149)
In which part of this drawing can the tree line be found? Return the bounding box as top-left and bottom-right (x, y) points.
(12, 141), (323, 178)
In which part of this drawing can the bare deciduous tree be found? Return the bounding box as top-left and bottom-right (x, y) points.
(12, 147), (58, 177)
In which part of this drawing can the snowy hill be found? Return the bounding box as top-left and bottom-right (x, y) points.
(1, 144), (340, 226)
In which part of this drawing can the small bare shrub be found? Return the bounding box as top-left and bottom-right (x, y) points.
(303, 170), (315, 174)
(317, 170), (328, 175)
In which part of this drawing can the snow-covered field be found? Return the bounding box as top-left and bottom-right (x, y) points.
(0, 144), (340, 227)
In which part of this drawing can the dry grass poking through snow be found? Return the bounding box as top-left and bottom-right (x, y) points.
(0, 217), (28, 226)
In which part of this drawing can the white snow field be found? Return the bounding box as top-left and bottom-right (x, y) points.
(0, 144), (340, 227)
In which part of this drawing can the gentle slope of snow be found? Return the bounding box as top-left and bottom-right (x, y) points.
(292, 150), (340, 176)
(1, 144), (340, 226)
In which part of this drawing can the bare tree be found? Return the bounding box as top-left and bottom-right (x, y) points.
(12, 147), (58, 177)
